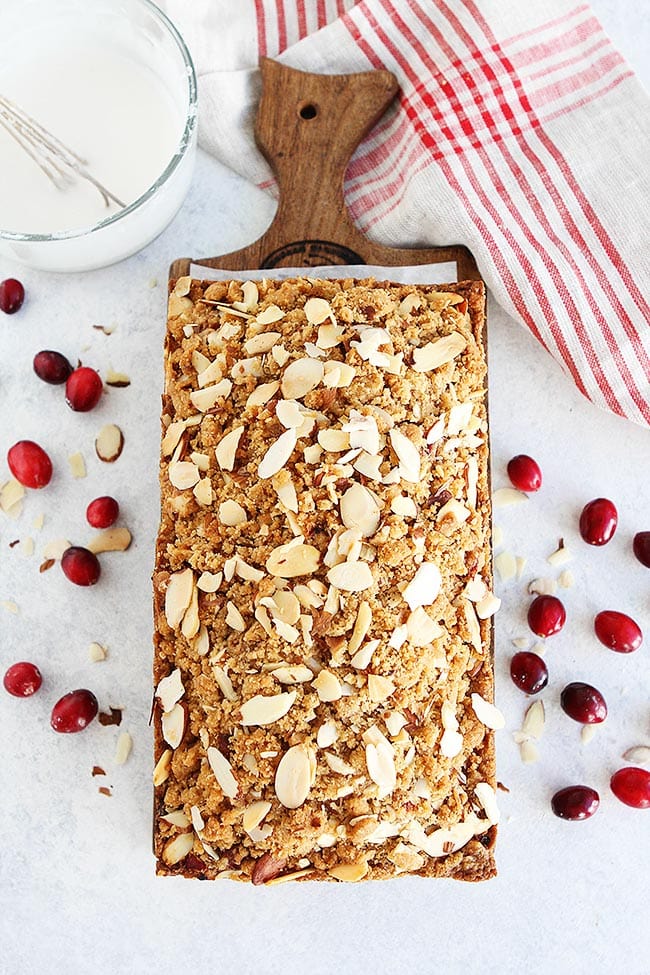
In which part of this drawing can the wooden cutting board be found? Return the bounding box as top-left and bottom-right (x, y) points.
(170, 58), (480, 281)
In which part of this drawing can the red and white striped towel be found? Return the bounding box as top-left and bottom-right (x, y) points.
(161, 0), (650, 425)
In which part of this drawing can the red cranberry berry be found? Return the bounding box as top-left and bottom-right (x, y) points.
(633, 532), (650, 568)
(610, 767), (650, 809)
(61, 546), (101, 586)
(510, 651), (548, 694)
(7, 440), (53, 488)
(551, 785), (600, 821)
(3, 662), (42, 697)
(86, 496), (119, 529)
(65, 366), (103, 412)
(50, 689), (98, 733)
(594, 611), (643, 654)
(0, 277), (25, 314)
(527, 595), (566, 638)
(33, 350), (73, 385)
(579, 498), (617, 546)
(507, 454), (542, 492)
(560, 682), (607, 724)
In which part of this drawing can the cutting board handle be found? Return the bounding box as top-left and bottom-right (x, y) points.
(171, 59), (479, 279)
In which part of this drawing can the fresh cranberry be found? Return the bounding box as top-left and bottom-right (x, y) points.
(65, 366), (103, 412)
(594, 610), (643, 653)
(560, 682), (607, 724)
(7, 440), (53, 488)
(610, 767), (650, 809)
(551, 785), (600, 821)
(510, 651), (548, 694)
(3, 662), (42, 697)
(86, 496), (119, 529)
(61, 546), (101, 586)
(33, 350), (73, 385)
(527, 595), (566, 638)
(0, 277), (25, 314)
(50, 689), (98, 733)
(507, 454), (542, 492)
(633, 532), (650, 568)
(579, 498), (617, 546)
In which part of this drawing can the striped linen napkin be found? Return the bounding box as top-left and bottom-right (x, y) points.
(160, 0), (650, 425)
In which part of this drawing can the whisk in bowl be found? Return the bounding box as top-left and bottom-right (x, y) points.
(0, 93), (126, 211)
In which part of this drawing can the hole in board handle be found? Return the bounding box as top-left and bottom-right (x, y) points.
(299, 103), (318, 120)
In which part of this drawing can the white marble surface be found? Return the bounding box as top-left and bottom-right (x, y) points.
(1, 4), (649, 974)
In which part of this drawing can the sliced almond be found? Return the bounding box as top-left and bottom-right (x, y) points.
(312, 670), (342, 702)
(246, 380), (280, 408)
(522, 700), (545, 739)
(243, 801), (272, 836)
(339, 483), (381, 538)
(412, 332), (466, 372)
(348, 601), (372, 654)
(161, 421), (185, 457)
(181, 584), (200, 639)
(367, 674), (395, 703)
(365, 740), (396, 798)
(326, 561), (373, 592)
(225, 601), (245, 631)
(193, 477), (213, 506)
(219, 499), (247, 526)
(350, 638), (379, 670)
(271, 664), (314, 684)
(317, 322), (345, 348)
(207, 746), (238, 799)
(323, 361), (355, 388)
(474, 782), (500, 825)
(86, 527), (131, 554)
(328, 861), (369, 883)
(324, 752), (356, 776)
(169, 461), (200, 490)
(153, 749), (172, 786)
(520, 740), (539, 764)
(476, 592), (501, 619)
(0, 479), (25, 513)
(197, 571), (222, 593)
(266, 540), (320, 578)
(492, 487), (527, 508)
(274, 745), (314, 809)
(156, 668), (185, 713)
(406, 607), (444, 647)
(256, 304), (285, 325)
(162, 831), (194, 866)
(403, 562), (441, 610)
(272, 470), (298, 513)
(622, 745), (650, 765)
(318, 428), (350, 452)
(189, 379), (232, 412)
(161, 703), (185, 749)
(114, 731), (132, 766)
(88, 641), (107, 662)
(240, 691), (297, 726)
(212, 665), (237, 702)
(495, 550), (517, 583)
(164, 568), (194, 628)
(215, 426), (244, 471)
(390, 494), (417, 519)
(281, 358), (324, 399)
(389, 428), (420, 482)
(258, 428), (297, 480)
(317, 721), (338, 748)
(304, 297), (333, 325)
(197, 359), (223, 388)
(68, 452), (86, 478)
(471, 693), (505, 730)
(547, 541), (573, 567)
(244, 331), (281, 355)
(528, 577), (557, 596)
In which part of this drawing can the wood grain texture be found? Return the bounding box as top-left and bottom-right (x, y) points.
(170, 58), (480, 281)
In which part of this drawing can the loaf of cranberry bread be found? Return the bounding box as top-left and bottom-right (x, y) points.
(153, 275), (500, 883)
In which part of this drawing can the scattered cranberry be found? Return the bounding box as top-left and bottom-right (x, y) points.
(551, 785), (600, 821)
(86, 495), (119, 529)
(3, 662), (42, 697)
(560, 682), (607, 724)
(579, 497), (618, 546)
(65, 366), (103, 412)
(0, 277), (25, 314)
(50, 689), (98, 733)
(61, 546), (101, 586)
(7, 440), (53, 488)
(610, 767), (650, 809)
(594, 610), (643, 654)
(510, 651), (548, 694)
(507, 454), (542, 492)
(633, 532), (650, 568)
(33, 349), (73, 385)
(527, 594), (566, 638)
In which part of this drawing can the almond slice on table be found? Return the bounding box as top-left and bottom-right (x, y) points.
(86, 527), (132, 554)
(68, 452), (86, 478)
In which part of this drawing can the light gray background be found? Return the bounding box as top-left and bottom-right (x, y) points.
(0, 2), (648, 973)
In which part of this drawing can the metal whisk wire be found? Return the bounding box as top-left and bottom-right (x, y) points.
(0, 93), (126, 210)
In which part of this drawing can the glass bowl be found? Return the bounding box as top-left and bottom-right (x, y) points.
(0, 0), (197, 272)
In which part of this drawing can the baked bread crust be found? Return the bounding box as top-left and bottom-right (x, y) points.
(153, 276), (497, 883)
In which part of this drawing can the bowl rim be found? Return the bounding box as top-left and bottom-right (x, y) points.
(0, 0), (198, 244)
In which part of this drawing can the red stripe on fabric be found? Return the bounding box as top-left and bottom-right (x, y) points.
(543, 69), (632, 122)
(510, 14), (600, 69)
(349, 128), (425, 212)
(502, 4), (590, 47)
(531, 51), (625, 107)
(254, 0), (268, 57)
(389, 0), (623, 412)
(317, 0), (328, 28)
(276, 0), (288, 52)
(343, 11), (567, 375)
(439, 0), (649, 417)
(459, 0), (650, 400)
(296, 0), (308, 39)
(347, 112), (413, 184)
(524, 37), (609, 83)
